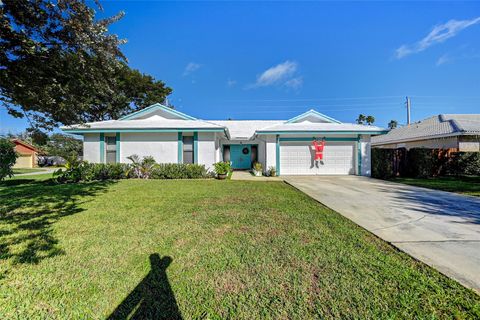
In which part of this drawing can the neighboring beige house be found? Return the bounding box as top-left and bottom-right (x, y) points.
(12, 139), (39, 168)
(372, 114), (480, 151)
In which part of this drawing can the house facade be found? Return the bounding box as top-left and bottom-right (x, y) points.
(372, 114), (480, 152)
(62, 104), (386, 176)
(12, 139), (39, 168)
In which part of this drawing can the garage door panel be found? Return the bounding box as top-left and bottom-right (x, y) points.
(280, 141), (355, 175)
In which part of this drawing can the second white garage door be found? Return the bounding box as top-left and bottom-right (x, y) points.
(280, 141), (356, 175)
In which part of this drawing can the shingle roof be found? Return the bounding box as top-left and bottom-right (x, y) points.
(372, 114), (480, 145)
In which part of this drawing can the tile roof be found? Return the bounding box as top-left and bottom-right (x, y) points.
(372, 114), (480, 145)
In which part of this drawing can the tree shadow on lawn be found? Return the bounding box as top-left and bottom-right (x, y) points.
(0, 178), (115, 273)
(108, 254), (183, 320)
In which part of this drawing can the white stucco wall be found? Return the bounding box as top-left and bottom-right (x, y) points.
(197, 132), (216, 170)
(360, 135), (371, 176)
(265, 135), (277, 171)
(120, 132), (178, 163)
(83, 133), (100, 163)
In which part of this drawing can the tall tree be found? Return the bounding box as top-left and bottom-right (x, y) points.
(356, 114), (366, 125)
(365, 115), (375, 125)
(388, 120), (398, 129)
(44, 133), (83, 158)
(0, 0), (171, 130)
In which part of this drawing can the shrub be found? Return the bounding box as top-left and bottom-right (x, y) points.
(268, 166), (277, 177)
(447, 152), (480, 176)
(0, 139), (18, 180)
(126, 155), (157, 179)
(406, 148), (435, 178)
(213, 161), (231, 175)
(151, 163), (208, 179)
(54, 161), (209, 183)
(82, 163), (131, 181)
(371, 149), (394, 179)
(52, 154), (83, 183)
(253, 162), (262, 172)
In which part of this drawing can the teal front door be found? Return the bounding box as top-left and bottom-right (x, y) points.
(230, 145), (251, 169)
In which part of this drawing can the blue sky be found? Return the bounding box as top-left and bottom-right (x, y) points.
(2, 1), (480, 134)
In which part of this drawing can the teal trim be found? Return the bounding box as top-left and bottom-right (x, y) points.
(286, 110), (342, 124)
(276, 135), (280, 176)
(177, 132), (183, 164)
(99, 133), (105, 163)
(116, 133), (120, 163)
(257, 130), (388, 135)
(63, 128), (225, 134)
(119, 103), (197, 121)
(279, 137), (358, 142)
(357, 135), (362, 176)
(193, 132), (198, 164)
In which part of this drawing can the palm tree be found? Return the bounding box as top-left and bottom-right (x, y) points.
(365, 115), (375, 125)
(356, 114), (366, 125)
(388, 120), (398, 129)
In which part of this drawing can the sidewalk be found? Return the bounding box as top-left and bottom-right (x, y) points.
(231, 170), (281, 181)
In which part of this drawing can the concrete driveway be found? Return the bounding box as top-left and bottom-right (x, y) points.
(283, 175), (480, 292)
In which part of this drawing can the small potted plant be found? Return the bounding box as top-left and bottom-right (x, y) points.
(213, 161), (231, 180)
(252, 162), (263, 177)
(268, 166), (276, 177)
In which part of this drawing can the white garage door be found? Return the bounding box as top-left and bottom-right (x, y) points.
(280, 141), (356, 175)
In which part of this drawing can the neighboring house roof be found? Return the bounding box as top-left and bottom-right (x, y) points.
(11, 139), (39, 153)
(372, 114), (480, 145)
(62, 104), (387, 138)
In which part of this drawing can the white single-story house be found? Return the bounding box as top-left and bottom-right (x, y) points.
(62, 104), (387, 176)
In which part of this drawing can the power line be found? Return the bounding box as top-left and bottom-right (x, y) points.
(222, 95), (405, 102)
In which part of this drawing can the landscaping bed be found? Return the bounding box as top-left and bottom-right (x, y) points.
(1, 177), (479, 318)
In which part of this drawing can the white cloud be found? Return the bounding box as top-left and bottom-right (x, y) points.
(248, 60), (302, 90)
(284, 77), (303, 90)
(253, 60), (298, 87)
(395, 17), (480, 59)
(183, 62), (201, 76)
(436, 54), (450, 66)
(226, 79), (237, 87)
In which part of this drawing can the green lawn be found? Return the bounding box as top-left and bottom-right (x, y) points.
(392, 176), (480, 197)
(12, 168), (49, 175)
(1, 177), (479, 319)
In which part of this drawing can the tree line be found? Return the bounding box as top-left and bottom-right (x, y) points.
(1, 0), (172, 131)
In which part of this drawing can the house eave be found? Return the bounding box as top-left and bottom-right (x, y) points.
(255, 130), (389, 135)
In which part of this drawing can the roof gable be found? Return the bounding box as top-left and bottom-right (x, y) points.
(287, 110), (342, 124)
(119, 103), (197, 121)
(11, 139), (39, 152)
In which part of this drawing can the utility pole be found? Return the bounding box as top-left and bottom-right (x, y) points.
(405, 96), (411, 125)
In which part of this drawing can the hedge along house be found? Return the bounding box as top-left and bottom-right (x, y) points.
(62, 104), (387, 176)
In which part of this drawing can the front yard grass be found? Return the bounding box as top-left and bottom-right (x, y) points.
(1, 177), (479, 319)
(12, 168), (48, 175)
(392, 175), (480, 197)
